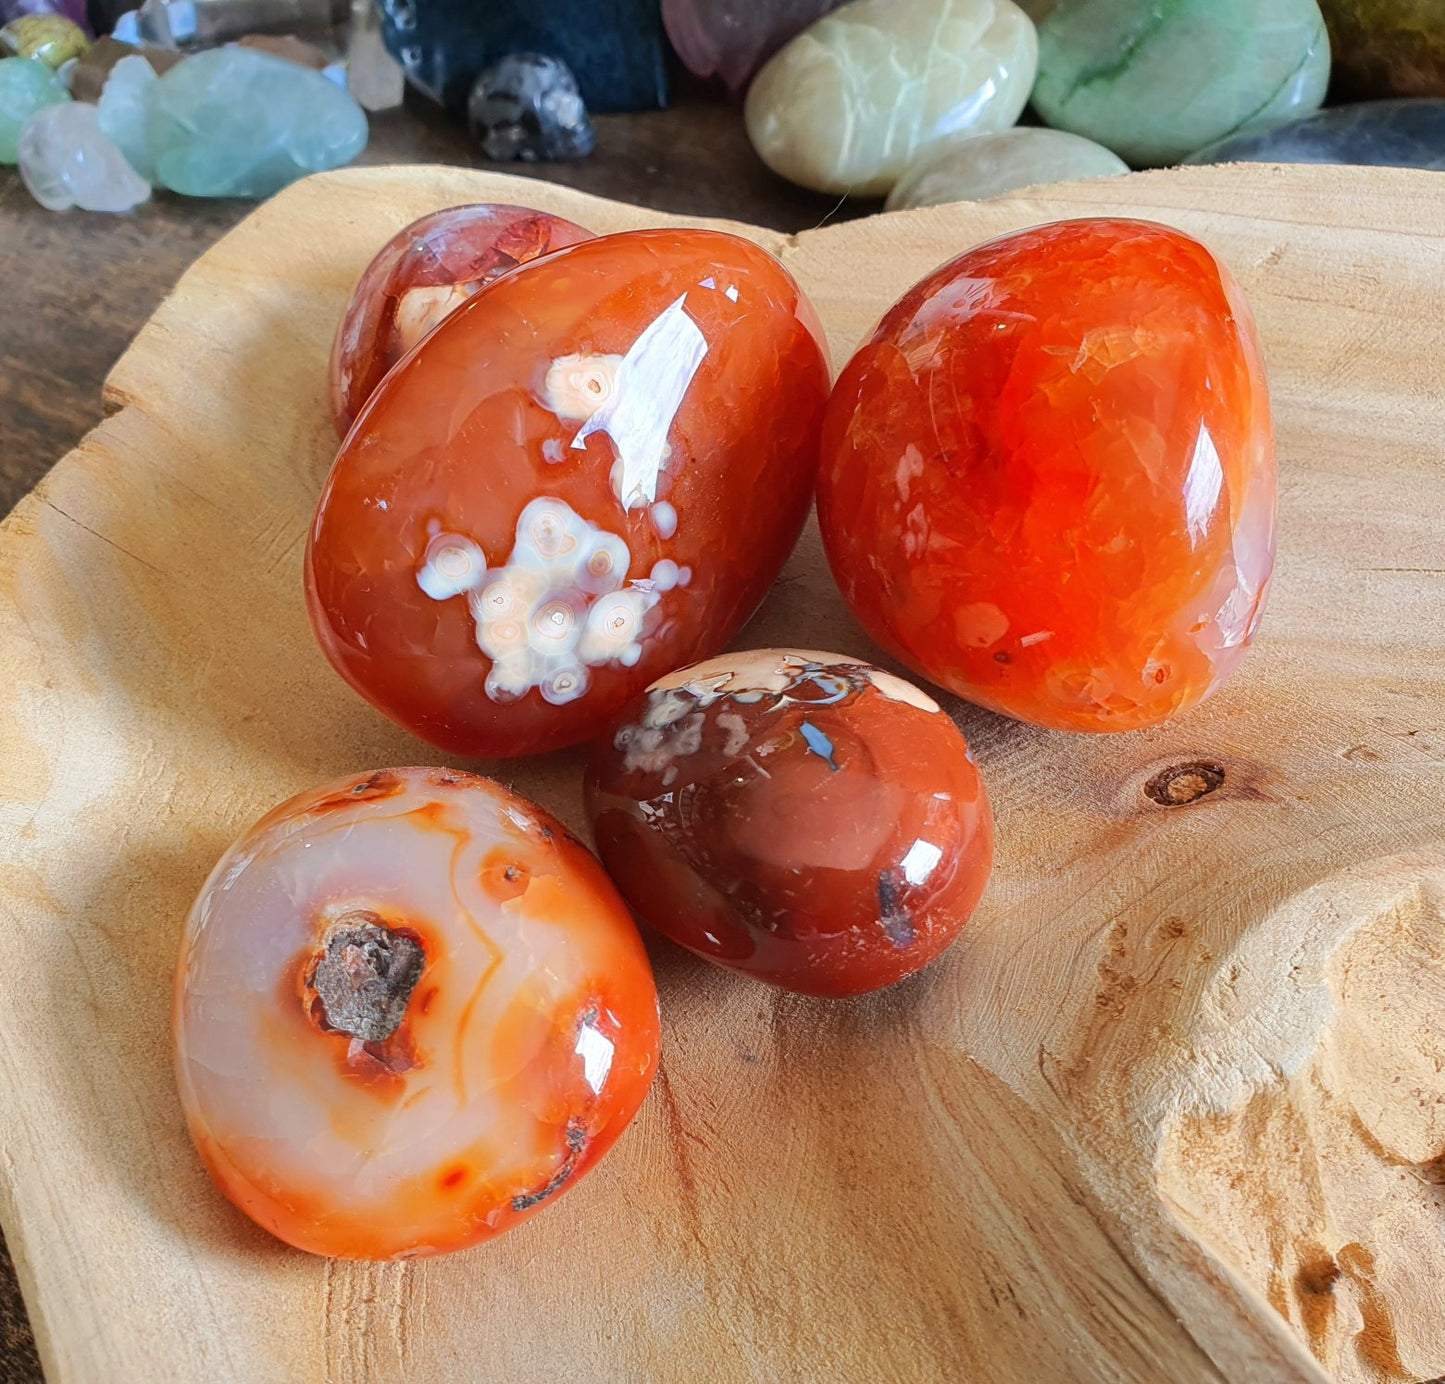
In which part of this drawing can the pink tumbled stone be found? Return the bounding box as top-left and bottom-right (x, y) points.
(661, 0), (846, 91)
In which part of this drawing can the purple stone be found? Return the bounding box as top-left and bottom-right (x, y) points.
(1, 0), (88, 32)
(661, 0), (846, 91)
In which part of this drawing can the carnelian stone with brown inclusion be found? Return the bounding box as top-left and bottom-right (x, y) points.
(308, 228), (830, 759)
(817, 218), (1277, 733)
(173, 767), (659, 1260)
(586, 650), (994, 998)
(329, 203), (595, 436)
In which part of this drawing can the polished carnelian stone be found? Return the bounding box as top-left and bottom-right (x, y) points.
(308, 228), (830, 758)
(173, 767), (659, 1260)
(586, 650), (994, 998)
(329, 203), (594, 436)
(817, 218), (1277, 733)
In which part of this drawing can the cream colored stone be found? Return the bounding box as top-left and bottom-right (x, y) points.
(744, 0), (1037, 197)
(885, 126), (1128, 209)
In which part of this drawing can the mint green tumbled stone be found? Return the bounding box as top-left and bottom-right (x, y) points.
(0, 56), (68, 164)
(147, 47), (368, 199)
(1033, 0), (1331, 167)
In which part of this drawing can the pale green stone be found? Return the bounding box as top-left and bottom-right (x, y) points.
(1032, 0), (1331, 167)
(146, 46), (368, 199)
(0, 56), (68, 164)
(744, 0), (1038, 197)
(97, 54), (156, 183)
(885, 126), (1128, 208)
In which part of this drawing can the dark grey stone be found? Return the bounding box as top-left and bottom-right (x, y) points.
(467, 52), (596, 162)
(383, 0), (666, 115)
(1186, 98), (1445, 169)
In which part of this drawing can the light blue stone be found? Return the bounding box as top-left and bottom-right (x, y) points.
(97, 54), (156, 182)
(1033, 0), (1332, 167)
(146, 46), (369, 199)
(0, 54), (67, 164)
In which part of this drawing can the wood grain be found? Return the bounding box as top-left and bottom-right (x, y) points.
(1, 161), (1443, 1384)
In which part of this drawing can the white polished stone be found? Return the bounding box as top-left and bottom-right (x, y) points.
(744, 0), (1037, 196)
(886, 126), (1128, 209)
(17, 100), (150, 212)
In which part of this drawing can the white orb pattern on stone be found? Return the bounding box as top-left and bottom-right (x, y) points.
(416, 498), (659, 707)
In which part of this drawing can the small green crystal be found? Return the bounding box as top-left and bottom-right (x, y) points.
(1033, 0), (1332, 166)
(146, 47), (369, 199)
(0, 56), (69, 164)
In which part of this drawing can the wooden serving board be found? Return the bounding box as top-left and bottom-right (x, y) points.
(1, 162), (1443, 1384)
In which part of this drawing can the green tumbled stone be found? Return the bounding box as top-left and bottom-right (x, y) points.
(147, 46), (368, 199)
(745, 0), (1039, 197)
(885, 126), (1127, 208)
(0, 55), (68, 164)
(1033, 0), (1331, 167)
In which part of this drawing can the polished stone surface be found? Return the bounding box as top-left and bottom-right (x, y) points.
(330, 204), (594, 435)
(817, 218), (1277, 732)
(885, 126), (1127, 209)
(467, 52), (595, 162)
(1320, 0), (1445, 97)
(147, 47), (368, 198)
(94, 51), (152, 180)
(745, 0), (1037, 196)
(380, 0), (667, 114)
(1187, 97), (1445, 168)
(309, 229), (831, 758)
(174, 766), (660, 1261)
(587, 649), (995, 997)
(662, 0), (845, 90)
(1033, 0), (1331, 167)
(17, 98), (147, 208)
(0, 53), (65, 161)
(0, 11), (85, 64)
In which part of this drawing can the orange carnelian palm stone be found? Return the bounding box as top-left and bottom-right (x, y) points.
(329, 204), (594, 436)
(173, 767), (659, 1260)
(309, 228), (830, 759)
(818, 218), (1277, 733)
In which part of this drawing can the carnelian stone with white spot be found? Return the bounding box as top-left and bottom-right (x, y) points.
(817, 218), (1277, 733)
(173, 767), (659, 1260)
(586, 650), (994, 997)
(307, 227), (830, 758)
(329, 203), (594, 437)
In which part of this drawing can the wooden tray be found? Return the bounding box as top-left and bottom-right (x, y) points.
(1, 163), (1443, 1384)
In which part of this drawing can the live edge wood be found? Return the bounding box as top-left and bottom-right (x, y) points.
(0, 162), (1443, 1384)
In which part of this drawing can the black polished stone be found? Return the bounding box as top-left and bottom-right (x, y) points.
(468, 52), (596, 161)
(1187, 98), (1445, 169)
(380, 0), (667, 114)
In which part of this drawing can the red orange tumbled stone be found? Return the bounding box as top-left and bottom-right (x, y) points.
(586, 649), (994, 998)
(174, 767), (659, 1260)
(817, 218), (1277, 733)
(308, 228), (830, 758)
(329, 203), (594, 436)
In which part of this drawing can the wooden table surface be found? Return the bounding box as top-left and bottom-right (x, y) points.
(0, 88), (861, 1384)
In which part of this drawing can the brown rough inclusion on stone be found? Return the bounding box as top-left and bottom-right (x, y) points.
(307, 914), (425, 1042)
